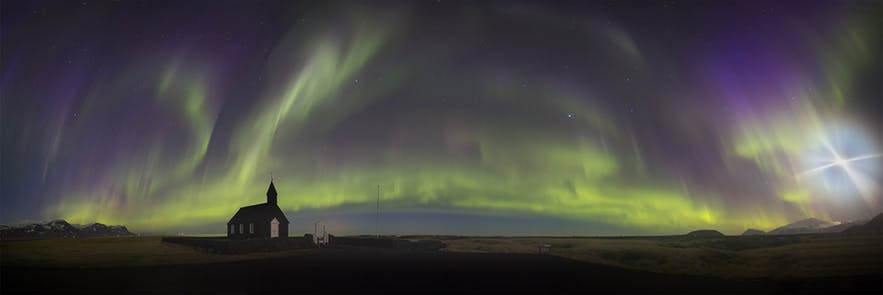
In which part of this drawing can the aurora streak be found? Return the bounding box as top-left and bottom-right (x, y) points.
(1, 0), (881, 235)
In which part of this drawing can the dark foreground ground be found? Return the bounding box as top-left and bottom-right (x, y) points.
(3, 246), (880, 294)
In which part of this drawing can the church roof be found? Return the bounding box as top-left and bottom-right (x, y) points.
(228, 203), (289, 224)
(267, 181), (277, 198)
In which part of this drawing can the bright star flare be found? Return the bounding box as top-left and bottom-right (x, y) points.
(798, 124), (882, 207)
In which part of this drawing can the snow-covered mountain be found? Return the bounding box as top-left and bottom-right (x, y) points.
(0, 219), (133, 239)
(739, 214), (881, 236)
(78, 222), (133, 236)
(767, 218), (838, 235)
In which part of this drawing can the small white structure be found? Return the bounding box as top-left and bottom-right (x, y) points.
(537, 244), (552, 254)
(313, 221), (329, 246)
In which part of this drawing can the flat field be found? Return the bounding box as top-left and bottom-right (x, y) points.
(1, 234), (881, 293)
(0, 236), (311, 268)
(437, 234), (883, 279)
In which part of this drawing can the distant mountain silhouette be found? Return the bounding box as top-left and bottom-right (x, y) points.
(767, 218), (838, 235)
(0, 219), (133, 239)
(842, 213), (883, 235)
(741, 229), (765, 236)
(821, 220), (867, 233)
(739, 214), (882, 236)
(685, 229), (724, 237)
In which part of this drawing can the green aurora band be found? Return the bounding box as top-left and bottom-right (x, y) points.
(2, 1), (880, 235)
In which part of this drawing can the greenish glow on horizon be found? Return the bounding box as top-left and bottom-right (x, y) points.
(30, 4), (878, 236)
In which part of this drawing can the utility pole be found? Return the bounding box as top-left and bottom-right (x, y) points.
(376, 184), (380, 238)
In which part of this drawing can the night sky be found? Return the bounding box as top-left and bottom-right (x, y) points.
(2, 0), (881, 235)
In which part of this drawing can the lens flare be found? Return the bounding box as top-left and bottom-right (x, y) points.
(797, 123), (882, 206)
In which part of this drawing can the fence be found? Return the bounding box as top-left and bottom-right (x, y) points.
(333, 237), (445, 251)
(161, 236), (314, 254)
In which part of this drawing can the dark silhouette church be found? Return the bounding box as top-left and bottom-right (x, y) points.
(227, 181), (289, 239)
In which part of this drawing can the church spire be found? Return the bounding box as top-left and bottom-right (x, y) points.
(267, 180), (278, 205)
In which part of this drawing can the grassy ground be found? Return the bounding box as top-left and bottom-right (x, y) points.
(0, 236), (311, 268)
(3, 234), (880, 281)
(438, 234), (883, 279)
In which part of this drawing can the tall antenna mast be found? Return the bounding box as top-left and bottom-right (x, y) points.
(376, 184), (380, 238)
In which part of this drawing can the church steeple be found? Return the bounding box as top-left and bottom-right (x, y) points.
(267, 181), (278, 205)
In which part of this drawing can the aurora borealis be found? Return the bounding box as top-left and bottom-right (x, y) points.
(2, 0), (881, 235)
